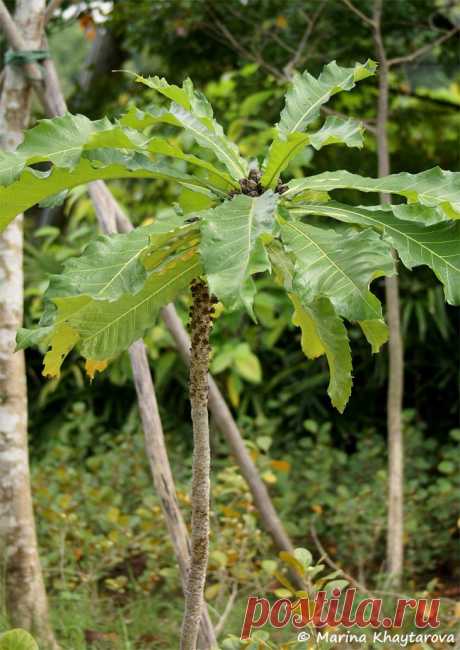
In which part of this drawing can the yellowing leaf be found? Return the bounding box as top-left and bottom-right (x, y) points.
(290, 293), (324, 359)
(106, 507), (120, 524)
(85, 358), (109, 380)
(275, 14), (288, 28)
(43, 323), (80, 378)
(279, 551), (306, 577)
(274, 588), (292, 598)
(262, 471), (277, 484)
(227, 373), (241, 407)
(270, 459), (291, 473)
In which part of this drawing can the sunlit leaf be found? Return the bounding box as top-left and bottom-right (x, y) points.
(289, 202), (460, 305)
(277, 59), (376, 137)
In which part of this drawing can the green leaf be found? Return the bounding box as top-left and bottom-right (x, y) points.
(359, 319), (389, 352)
(268, 243), (352, 411)
(50, 251), (201, 361)
(17, 113), (118, 168)
(299, 295), (352, 413)
(0, 151), (217, 232)
(261, 117), (363, 189)
(0, 629), (39, 650)
(16, 326), (52, 350)
(293, 547), (313, 570)
(391, 203), (447, 225)
(309, 116), (364, 150)
(233, 343), (262, 383)
(133, 74), (193, 110)
(147, 137), (236, 189)
(261, 132), (310, 188)
(121, 102), (248, 181)
(281, 220), (395, 321)
(277, 59), (376, 137)
(58, 219), (196, 301)
(200, 191), (278, 316)
(289, 202), (460, 305)
(283, 167), (460, 218)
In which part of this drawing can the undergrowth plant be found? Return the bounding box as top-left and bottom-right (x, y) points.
(2, 60), (460, 649)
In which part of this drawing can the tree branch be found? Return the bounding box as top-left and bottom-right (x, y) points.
(284, 0), (328, 78)
(388, 25), (460, 67)
(340, 0), (375, 27)
(310, 524), (371, 595)
(45, 0), (66, 24)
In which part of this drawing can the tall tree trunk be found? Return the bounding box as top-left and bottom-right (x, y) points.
(0, 1), (59, 647)
(181, 281), (213, 650)
(373, 0), (404, 588)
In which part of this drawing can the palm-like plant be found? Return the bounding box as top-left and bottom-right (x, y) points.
(3, 60), (460, 649)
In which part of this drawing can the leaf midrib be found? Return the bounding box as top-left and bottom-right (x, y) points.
(286, 221), (381, 317)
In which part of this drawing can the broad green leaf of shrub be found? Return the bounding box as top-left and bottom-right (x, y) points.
(200, 191), (278, 316)
(261, 117), (363, 189)
(288, 202), (460, 305)
(48, 251), (201, 364)
(58, 218), (196, 301)
(284, 167), (460, 218)
(277, 59), (376, 137)
(0, 153), (217, 231)
(281, 220), (395, 321)
(298, 296), (352, 413)
(0, 629), (39, 650)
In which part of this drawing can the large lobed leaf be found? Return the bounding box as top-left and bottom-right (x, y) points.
(289, 201), (460, 305)
(0, 150), (220, 232)
(269, 242), (352, 412)
(123, 75), (248, 181)
(281, 219), (395, 322)
(51, 250), (201, 362)
(57, 216), (196, 301)
(261, 117), (363, 189)
(283, 167), (460, 218)
(200, 191), (278, 316)
(277, 59), (376, 137)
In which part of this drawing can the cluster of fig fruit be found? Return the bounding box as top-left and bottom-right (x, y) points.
(228, 168), (287, 198)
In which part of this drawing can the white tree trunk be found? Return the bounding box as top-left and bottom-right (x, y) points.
(0, 1), (59, 646)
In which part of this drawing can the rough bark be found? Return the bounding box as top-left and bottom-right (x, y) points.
(0, 1), (58, 647)
(181, 281), (213, 650)
(88, 182), (217, 649)
(373, 0), (404, 588)
(161, 304), (295, 555)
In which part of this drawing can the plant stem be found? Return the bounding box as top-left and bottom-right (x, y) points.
(181, 279), (214, 650)
(373, 0), (404, 588)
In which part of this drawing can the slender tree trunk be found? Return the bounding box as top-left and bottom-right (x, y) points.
(181, 281), (213, 650)
(373, 0), (404, 588)
(88, 182), (217, 649)
(161, 304), (295, 555)
(0, 1), (59, 647)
